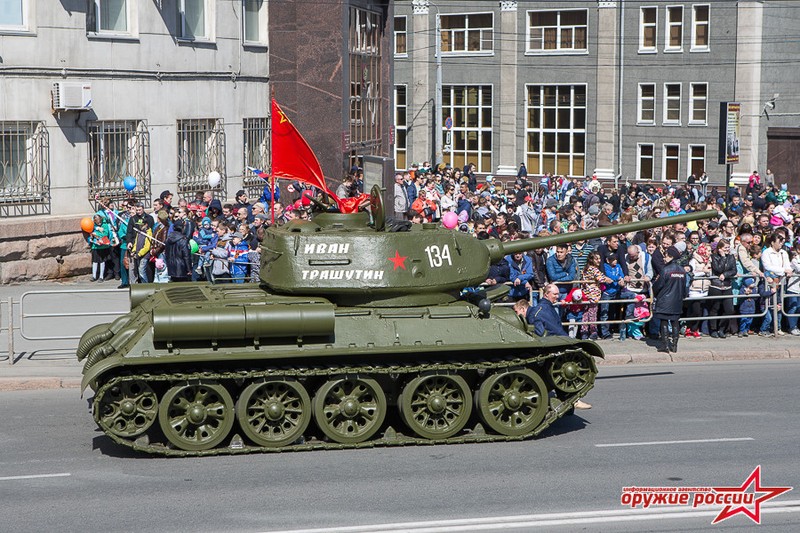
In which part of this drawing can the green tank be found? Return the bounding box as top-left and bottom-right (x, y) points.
(77, 188), (716, 456)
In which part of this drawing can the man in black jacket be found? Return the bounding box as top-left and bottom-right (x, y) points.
(165, 220), (192, 282)
(653, 246), (687, 353)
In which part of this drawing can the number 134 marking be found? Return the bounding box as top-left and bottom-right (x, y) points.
(424, 244), (452, 268)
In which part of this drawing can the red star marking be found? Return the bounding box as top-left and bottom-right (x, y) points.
(387, 250), (408, 271)
(711, 465), (792, 524)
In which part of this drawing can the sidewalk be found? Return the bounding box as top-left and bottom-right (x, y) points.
(1, 280), (799, 391)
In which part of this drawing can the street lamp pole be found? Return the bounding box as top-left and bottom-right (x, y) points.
(434, 9), (443, 168)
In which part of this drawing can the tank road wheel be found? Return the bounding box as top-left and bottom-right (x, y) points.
(548, 352), (595, 394)
(236, 380), (312, 448)
(399, 374), (472, 439)
(313, 377), (386, 444)
(158, 381), (235, 451)
(476, 370), (548, 436)
(95, 380), (158, 438)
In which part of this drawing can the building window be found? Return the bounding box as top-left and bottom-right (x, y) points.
(178, 0), (211, 41)
(0, 0), (27, 31)
(444, 85), (492, 173)
(665, 5), (683, 51)
(692, 4), (709, 50)
(394, 16), (407, 56)
(689, 83), (707, 125)
(528, 10), (587, 53)
(637, 144), (654, 180)
(177, 118), (225, 197)
(88, 121), (150, 203)
(348, 7), (383, 172)
(663, 144), (680, 181)
(688, 145), (705, 178)
(394, 85), (407, 171)
(93, 0), (128, 33)
(638, 84), (656, 124)
(663, 83), (681, 124)
(441, 13), (493, 54)
(639, 7), (657, 52)
(242, 117), (269, 198)
(526, 85), (586, 177)
(243, 0), (267, 45)
(0, 121), (50, 217)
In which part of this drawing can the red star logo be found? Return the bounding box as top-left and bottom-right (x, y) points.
(711, 465), (792, 524)
(387, 250), (408, 271)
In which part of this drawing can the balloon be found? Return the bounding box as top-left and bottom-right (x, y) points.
(442, 211), (458, 229)
(123, 175), (136, 191)
(80, 217), (95, 233)
(189, 239), (199, 254)
(208, 171), (221, 188)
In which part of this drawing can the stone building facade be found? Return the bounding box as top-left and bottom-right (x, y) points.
(393, 0), (800, 190)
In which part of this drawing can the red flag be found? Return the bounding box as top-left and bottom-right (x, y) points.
(336, 193), (371, 214)
(271, 99), (339, 203)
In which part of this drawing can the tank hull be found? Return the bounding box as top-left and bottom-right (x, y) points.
(79, 284), (602, 456)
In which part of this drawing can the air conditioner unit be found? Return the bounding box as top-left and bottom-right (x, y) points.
(52, 81), (92, 111)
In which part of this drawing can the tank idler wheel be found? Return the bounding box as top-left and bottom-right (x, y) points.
(548, 352), (595, 394)
(399, 374), (472, 440)
(476, 369), (548, 436)
(313, 377), (386, 444)
(95, 380), (158, 438)
(158, 380), (235, 451)
(236, 379), (311, 448)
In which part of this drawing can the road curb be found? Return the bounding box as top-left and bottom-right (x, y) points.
(0, 377), (81, 392)
(596, 349), (799, 365)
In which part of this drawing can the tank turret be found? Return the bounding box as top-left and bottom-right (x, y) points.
(260, 190), (717, 306)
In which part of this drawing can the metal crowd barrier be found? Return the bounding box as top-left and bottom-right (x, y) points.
(550, 279), (655, 328)
(2, 289), (127, 365)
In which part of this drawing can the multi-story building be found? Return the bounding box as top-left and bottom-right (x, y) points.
(0, 1), (270, 219)
(393, 0), (800, 190)
(0, 0), (392, 282)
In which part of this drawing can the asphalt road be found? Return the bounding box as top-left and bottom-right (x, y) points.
(0, 360), (798, 533)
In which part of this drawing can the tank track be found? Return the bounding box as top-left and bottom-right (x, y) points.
(91, 348), (595, 457)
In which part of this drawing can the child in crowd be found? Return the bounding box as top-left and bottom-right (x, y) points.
(738, 278), (757, 337)
(627, 294), (650, 340)
(600, 253), (626, 340)
(564, 287), (586, 338)
(153, 257), (169, 283)
(210, 235), (231, 282)
(227, 232), (250, 283)
(194, 217), (216, 275)
(89, 213), (112, 282)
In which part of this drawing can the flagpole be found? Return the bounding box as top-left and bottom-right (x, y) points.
(270, 86), (275, 225)
(270, 175), (275, 225)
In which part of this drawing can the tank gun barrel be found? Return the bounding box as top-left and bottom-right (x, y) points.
(489, 210), (718, 262)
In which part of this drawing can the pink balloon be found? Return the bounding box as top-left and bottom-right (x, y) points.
(442, 211), (459, 229)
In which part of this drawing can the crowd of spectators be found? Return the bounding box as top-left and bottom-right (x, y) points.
(393, 163), (800, 345)
(84, 162), (800, 347)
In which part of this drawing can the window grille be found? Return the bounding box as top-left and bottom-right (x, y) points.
(347, 6), (383, 173)
(177, 118), (226, 199)
(242, 117), (269, 199)
(0, 121), (50, 217)
(88, 120), (150, 206)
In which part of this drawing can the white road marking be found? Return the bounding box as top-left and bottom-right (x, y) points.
(260, 500), (800, 533)
(595, 437), (754, 448)
(0, 472), (71, 481)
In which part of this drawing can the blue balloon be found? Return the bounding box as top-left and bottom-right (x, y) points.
(123, 176), (136, 191)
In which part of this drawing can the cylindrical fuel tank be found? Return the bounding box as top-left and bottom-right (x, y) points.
(152, 303), (335, 342)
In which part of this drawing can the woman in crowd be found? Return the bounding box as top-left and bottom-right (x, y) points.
(708, 240), (737, 338)
(686, 242), (712, 337)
